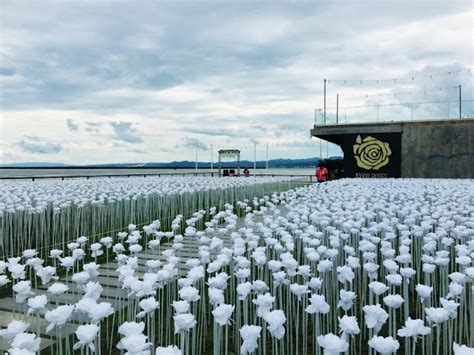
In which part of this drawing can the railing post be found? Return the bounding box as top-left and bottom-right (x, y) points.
(459, 84), (462, 119)
(323, 79), (327, 124)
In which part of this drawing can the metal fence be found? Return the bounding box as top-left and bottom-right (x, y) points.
(0, 171), (316, 183)
(315, 99), (474, 125)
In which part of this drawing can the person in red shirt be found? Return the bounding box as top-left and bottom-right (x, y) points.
(315, 163), (328, 183)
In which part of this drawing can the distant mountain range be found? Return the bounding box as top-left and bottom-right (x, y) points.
(1, 162), (70, 167)
(1, 157), (342, 169)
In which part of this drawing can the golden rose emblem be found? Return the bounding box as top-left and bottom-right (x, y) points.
(353, 135), (392, 170)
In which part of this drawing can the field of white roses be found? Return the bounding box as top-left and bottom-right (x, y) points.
(0, 178), (473, 354)
(0, 176), (295, 258)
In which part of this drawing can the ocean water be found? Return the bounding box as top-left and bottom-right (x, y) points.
(0, 168), (316, 179)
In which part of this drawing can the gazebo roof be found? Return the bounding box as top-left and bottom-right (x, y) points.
(218, 149), (241, 160)
(218, 149), (240, 153)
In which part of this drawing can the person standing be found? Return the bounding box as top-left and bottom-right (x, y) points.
(316, 163), (328, 183)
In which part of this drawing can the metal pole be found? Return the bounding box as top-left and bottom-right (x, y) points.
(253, 142), (257, 177)
(265, 143), (269, 176)
(323, 79), (327, 124)
(459, 84), (462, 118)
(210, 144), (213, 173)
(195, 148), (198, 171)
(336, 93), (339, 124)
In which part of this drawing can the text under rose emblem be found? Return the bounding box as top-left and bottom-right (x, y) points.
(353, 135), (392, 170)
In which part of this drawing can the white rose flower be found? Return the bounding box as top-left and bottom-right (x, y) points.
(27, 295), (48, 315)
(11, 332), (41, 352)
(263, 310), (286, 340)
(0, 320), (30, 340)
(239, 325), (261, 355)
(397, 317), (431, 338)
(173, 313), (197, 333)
(156, 345), (182, 355)
(317, 333), (349, 355)
(45, 305), (75, 332)
(73, 324), (99, 352)
(212, 304), (234, 326)
(368, 336), (400, 354)
(305, 294), (330, 314)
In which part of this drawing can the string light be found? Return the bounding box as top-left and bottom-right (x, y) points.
(212, 140), (319, 150)
(325, 98), (464, 111)
(340, 85), (461, 101)
(326, 67), (472, 85)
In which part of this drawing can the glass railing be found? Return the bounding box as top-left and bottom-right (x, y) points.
(314, 99), (473, 125)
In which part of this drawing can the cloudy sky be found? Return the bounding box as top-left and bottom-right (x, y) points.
(0, 0), (472, 164)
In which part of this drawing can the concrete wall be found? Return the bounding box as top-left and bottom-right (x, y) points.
(401, 119), (474, 178)
(311, 118), (474, 179)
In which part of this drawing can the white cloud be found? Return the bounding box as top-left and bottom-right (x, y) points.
(179, 137), (209, 152)
(0, 1), (471, 163)
(109, 121), (144, 144)
(66, 118), (79, 132)
(16, 136), (64, 154)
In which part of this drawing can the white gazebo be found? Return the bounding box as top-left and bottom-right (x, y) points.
(218, 149), (240, 177)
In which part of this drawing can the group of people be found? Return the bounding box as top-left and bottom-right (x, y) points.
(222, 168), (250, 177)
(222, 162), (342, 182)
(315, 161), (341, 182)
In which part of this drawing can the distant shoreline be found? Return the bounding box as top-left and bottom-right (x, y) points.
(0, 156), (342, 169)
(0, 166), (317, 170)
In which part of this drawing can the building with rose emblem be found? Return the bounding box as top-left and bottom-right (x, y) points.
(311, 118), (473, 178)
